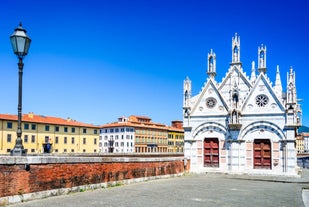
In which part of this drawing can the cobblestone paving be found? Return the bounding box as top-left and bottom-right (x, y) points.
(11, 171), (309, 207)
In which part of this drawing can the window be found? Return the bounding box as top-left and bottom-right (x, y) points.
(7, 134), (12, 142)
(110, 129), (114, 133)
(64, 137), (67, 144)
(72, 137), (75, 144)
(6, 149), (11, 153)
(55, 136), (59, 144)
(55, 126), (59, 132)
(72, 128), (75, 133)
(64, 149), (67, 153)
(31, 149), (35, 153)
(115, 128), (119, 132)
(31, 124), (36, 130)
(45, 136), (49, 143)
(64, 127), (68, 132)
(83, 149), (86, 152)
(7, 122), (12, 129)
(115, 135), (119, 140)
(94, 138), (97, 145)
(55, 149), (58, 153)
(105, 129), (108, 133)
(94, 129), (97, 134)
(45, 125), (50, 131)
(206, 97), (217, 108)
(83, 138), (86, 144)
(83, 128), (87, 134)
(24, 123), (29, 130)
(99, 136), (102, 141)
(71, 149), (74, 153)
(24, 135), (28, 143)
(104, 142), (107, 147)
(121, 128), (124, 132)
(256, 94), (269, 107)
(31, 135), (35, 143)
(94, 149), (97, 153)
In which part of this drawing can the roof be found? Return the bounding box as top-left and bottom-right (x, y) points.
(0, 113), (100, 128)
(101, 115), (183, 132)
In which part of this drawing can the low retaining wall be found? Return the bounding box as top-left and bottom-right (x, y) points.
(0, 153), (188, 205)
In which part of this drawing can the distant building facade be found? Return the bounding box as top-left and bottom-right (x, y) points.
(0, 113), (100, 154)
(100, 115), (184, 153)
(303, 133), (309, 153)
(296, 133), (305, 154)
(183, 34), (301, 175)
(99, 117), (135, 153)
(167, 121), (184, 152)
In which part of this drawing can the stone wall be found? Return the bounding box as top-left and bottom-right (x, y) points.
(0, 153), (188, 200)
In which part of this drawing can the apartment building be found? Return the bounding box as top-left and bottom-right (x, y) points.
(99, 117), (135, 153)
(100, 115), (184, 153)
(167, 121), (184, 152)
(0, 113), (100, 154)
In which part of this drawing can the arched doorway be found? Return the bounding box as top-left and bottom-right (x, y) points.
(253, 139), (271, 169)
(204, 138), (219, 167)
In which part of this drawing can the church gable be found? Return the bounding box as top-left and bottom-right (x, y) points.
(191, 80), (228, 116)
(241, 74), (285, 114)
(219, 66), (252, 108)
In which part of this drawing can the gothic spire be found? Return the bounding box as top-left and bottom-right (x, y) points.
(232, 33), (240, 63)
(207, 49), (216, 79)
(250, 61), (256, 83)
(273, 65), (282, 98)
(257, 44), (267, 74)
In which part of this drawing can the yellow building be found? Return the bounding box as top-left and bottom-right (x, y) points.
(0, 113), (100, 154)
(296, 134), (305, 154)
(167, 121), (184, 153)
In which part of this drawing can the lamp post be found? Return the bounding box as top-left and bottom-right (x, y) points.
(10, 23), (31, 156)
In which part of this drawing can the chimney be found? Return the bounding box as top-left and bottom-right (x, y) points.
(28, 112), (34, 118)
(171, 121), (183, 129)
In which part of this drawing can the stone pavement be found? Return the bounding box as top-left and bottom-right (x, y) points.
(9, 169), (309, 207)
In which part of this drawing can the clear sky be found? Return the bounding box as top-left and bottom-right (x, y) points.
(0, 0), (308, 126)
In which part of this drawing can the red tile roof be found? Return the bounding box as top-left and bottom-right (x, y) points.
(0, 113), (99, 128)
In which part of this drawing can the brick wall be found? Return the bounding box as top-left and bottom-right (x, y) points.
(0, 154), (188, 198)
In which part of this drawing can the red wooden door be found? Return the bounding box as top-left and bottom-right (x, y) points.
(254, 139), (271, 169)
(204, 138), (219, 167)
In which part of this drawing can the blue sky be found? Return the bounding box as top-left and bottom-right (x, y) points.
(0, 0), (308, 126)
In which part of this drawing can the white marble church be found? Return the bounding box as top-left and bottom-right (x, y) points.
(183, 33), (302, 176)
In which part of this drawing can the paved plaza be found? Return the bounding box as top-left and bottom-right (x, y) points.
(10, 169), (309, 207)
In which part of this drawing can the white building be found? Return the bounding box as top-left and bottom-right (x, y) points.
(99, 117), (135, 153)
(183, 33), (302, 176)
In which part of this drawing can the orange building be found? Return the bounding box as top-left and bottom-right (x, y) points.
(0, 112), (100, 154)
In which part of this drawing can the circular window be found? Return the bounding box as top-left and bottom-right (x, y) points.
(255, 94), (269, 107)
(206, 97), (217, 108)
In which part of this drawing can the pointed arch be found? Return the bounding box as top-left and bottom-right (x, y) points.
(239, 121), (285, 141)
(193, 122), (228, 140)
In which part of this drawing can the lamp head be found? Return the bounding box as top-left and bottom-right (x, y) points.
(10, 22), (31, 59)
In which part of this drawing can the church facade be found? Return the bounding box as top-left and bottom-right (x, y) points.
(183, 34), (302, 176)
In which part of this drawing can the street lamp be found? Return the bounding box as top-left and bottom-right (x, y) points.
(10, 23), (31, 156)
